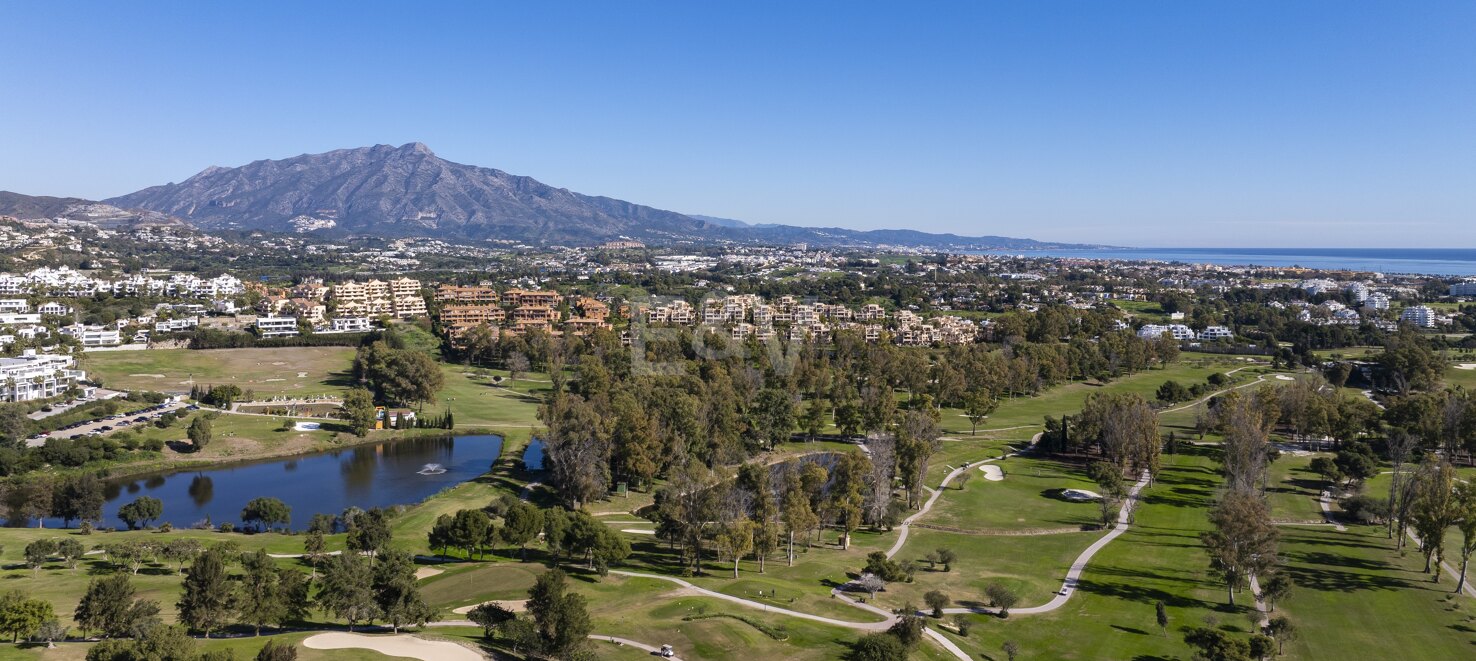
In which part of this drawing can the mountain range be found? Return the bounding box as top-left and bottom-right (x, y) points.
(2, 143), (1099, 250)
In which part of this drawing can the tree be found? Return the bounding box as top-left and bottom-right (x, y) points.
(1266, 615), (1298, 655)
(1002, 640), (1021, 661)
(241, 497), (291, 533)
(1410, 456), (1458, 580)
(887, 604), (925, 648)
(188, 416), (213, 452)
(923, 590), (950, 617)
(35, 619), (65, 649)
(57, 538), (85, 571)
(1454, 481), (1476, 594)
(468, 602), (515, 637)
(347, 507), (393, 556)
(539, 394), (611, 509)
(715, 517), (755, 579)
(527, 568), (592, 660)
(849, 632), (907, 661)
(500, 500), (544, 561)
(101, 541), (151, 575)
(86, 623), (196, 661)
(373, 549), (435, 633)
(1155, 600), (1169, 636)
(1088, 461), (1128, 527)
(117, 496), (163, 530)
(318, 553), (379, 631)
(0, 590), (54, 643)
(177, 550), (232, 637)
(75, 575), (160, 639)
(985, 583), (1018, 617)
(1259, 573), (1292, 612)
(355, 342), (445, 407)
(51, 474), (106, 528)
(342, 388), (376, 437)
(1201, 491), (1279, 606)
(161, 538), (203, 574)
(1184, 627), (1252, 661)
(23, 539), (56, 577)
(963, 390), (997, 436)
(781, 474), (819, 566)
(1250, 633), (1277, 659)
(506, 353), (530, 384)
(255, 639), (299, 661)
(935, 547), (957, 572)
(303, 530), (326, 578)
(856, 573), (885, 599)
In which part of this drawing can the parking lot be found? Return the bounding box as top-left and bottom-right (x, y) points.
(24, 400), (194, 448)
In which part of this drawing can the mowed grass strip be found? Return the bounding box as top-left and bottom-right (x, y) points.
(81, 347), (356, 396)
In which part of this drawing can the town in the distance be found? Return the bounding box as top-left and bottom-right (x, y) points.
(1, 202), (1476, 661)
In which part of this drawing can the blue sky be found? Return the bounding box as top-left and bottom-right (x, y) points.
(1, 2), (1472, 247)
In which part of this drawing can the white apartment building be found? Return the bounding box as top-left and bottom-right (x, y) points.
(1138, 324), (1197, 340)
(1400, 305), (1436, 328)
(62, 325), (122, 347)
(1363, 293), (1391, 311)
(0, 299), (28, 314)
(1200, 326), (1234, 340)
(36, 301), (71, 316)
(255, 316), (300, 338)
(0, 350), (87, 402)
(154, 317), (200, 333)
(331, 317), (373, 333)
(1451, 281), (1476, 297)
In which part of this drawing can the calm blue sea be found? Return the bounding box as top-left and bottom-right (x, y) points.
(973, 248), (1476, 276)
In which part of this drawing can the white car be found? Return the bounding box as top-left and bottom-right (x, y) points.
(660, 645), (675, 658)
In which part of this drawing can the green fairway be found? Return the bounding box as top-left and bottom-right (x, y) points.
(80, 347), (356, 396)
(926, 455), (1101, 533)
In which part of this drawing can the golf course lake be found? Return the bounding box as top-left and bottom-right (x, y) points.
(81, 434), (503, 530)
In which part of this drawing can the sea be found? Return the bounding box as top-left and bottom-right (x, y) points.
(971, 248), (1476, 277)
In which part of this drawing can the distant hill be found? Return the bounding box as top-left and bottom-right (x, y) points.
(107, 143), (713, 244)
(70, 143), (1101, 249)
(687, 214), (750, 228)
(0, 191), (184, 229)
(0, 191), (93, 219)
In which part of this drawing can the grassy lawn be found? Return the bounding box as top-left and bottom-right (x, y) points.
(1277, 524), (1476, 658)
(1265, 452), (1332, 523)
(80, 347), (356, 397)
(934, 447), (1243, 661)
(883, 527), (1098, 612)
(926, 455), (1102, 532)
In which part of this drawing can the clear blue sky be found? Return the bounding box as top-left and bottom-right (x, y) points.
(2, 2), (1473, 247)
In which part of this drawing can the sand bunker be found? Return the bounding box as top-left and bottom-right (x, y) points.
(297, 371), (308, 377)
(621, 529), (657, 535)
(1456, 364), (1476, 371)
(1061, 489), (1102, 502)
(303, 633), (481, 661)
(130, 373), (166, 378)
(294, 422), (321, 431)
(977, 464), (1004, 481)
(452, 599), (528, 615)
(414, 567), (443, 580)
(1274, 375), (1295, 381)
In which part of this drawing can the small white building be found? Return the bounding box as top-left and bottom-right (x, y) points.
(0, 299), (28, 314)
(255, 316), (300, 338)
(330, 317), (373, 333)
(36, 301), (71, 316)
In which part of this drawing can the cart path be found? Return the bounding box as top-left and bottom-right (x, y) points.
(594, 635), (686, 660)
(938, 468), (1151, 616)
(1403, 528), (1476, 598)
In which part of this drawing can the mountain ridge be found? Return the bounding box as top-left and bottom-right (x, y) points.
(0, 143), (1102, 250)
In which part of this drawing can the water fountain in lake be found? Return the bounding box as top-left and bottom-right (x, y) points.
(417, 463), (447, 475)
